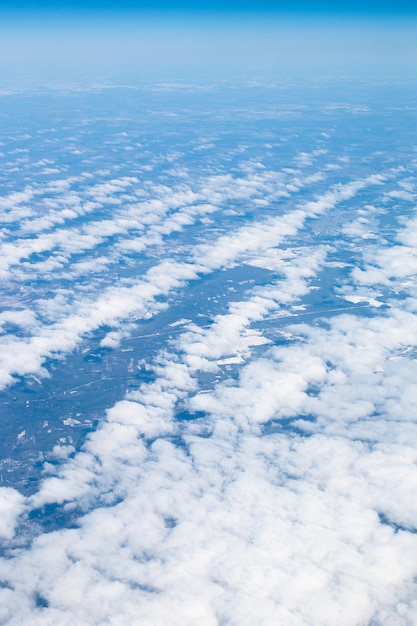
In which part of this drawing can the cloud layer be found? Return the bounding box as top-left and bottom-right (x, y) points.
(0, 77), (416, 625)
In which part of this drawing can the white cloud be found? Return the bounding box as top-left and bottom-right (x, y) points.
(352, 213), (417, 287)
(3, 193), (417, 623)
(0, 488), (25, 540)
(0, 170), (374, 389)
(2, 103), (417, 625)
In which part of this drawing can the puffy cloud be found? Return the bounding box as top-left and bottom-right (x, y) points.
(1, 82), (417, 625)
(0, 170), (374, 390)
(0, 488), (25, 540)
(3, 210), (417, 623)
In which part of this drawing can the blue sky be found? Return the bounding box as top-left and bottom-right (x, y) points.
(0, 0), (417, 18)
(0, 0), (416, 84)
(1, 0), (417, 14)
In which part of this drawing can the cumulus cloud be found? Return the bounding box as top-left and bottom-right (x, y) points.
(4, 207), (417, 624)
(1, 78), (417, 625)
(0, 170), (376, 390)
(0, 488), (25, 540)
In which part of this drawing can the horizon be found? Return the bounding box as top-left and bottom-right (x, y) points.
(1, 10), (417, 81)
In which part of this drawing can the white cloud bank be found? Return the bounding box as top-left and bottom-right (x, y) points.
(2, 308), (417, 624)
(1, 80), (417, 625)
(2, 188), (417, 623)
(0, 169), (380, 389)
